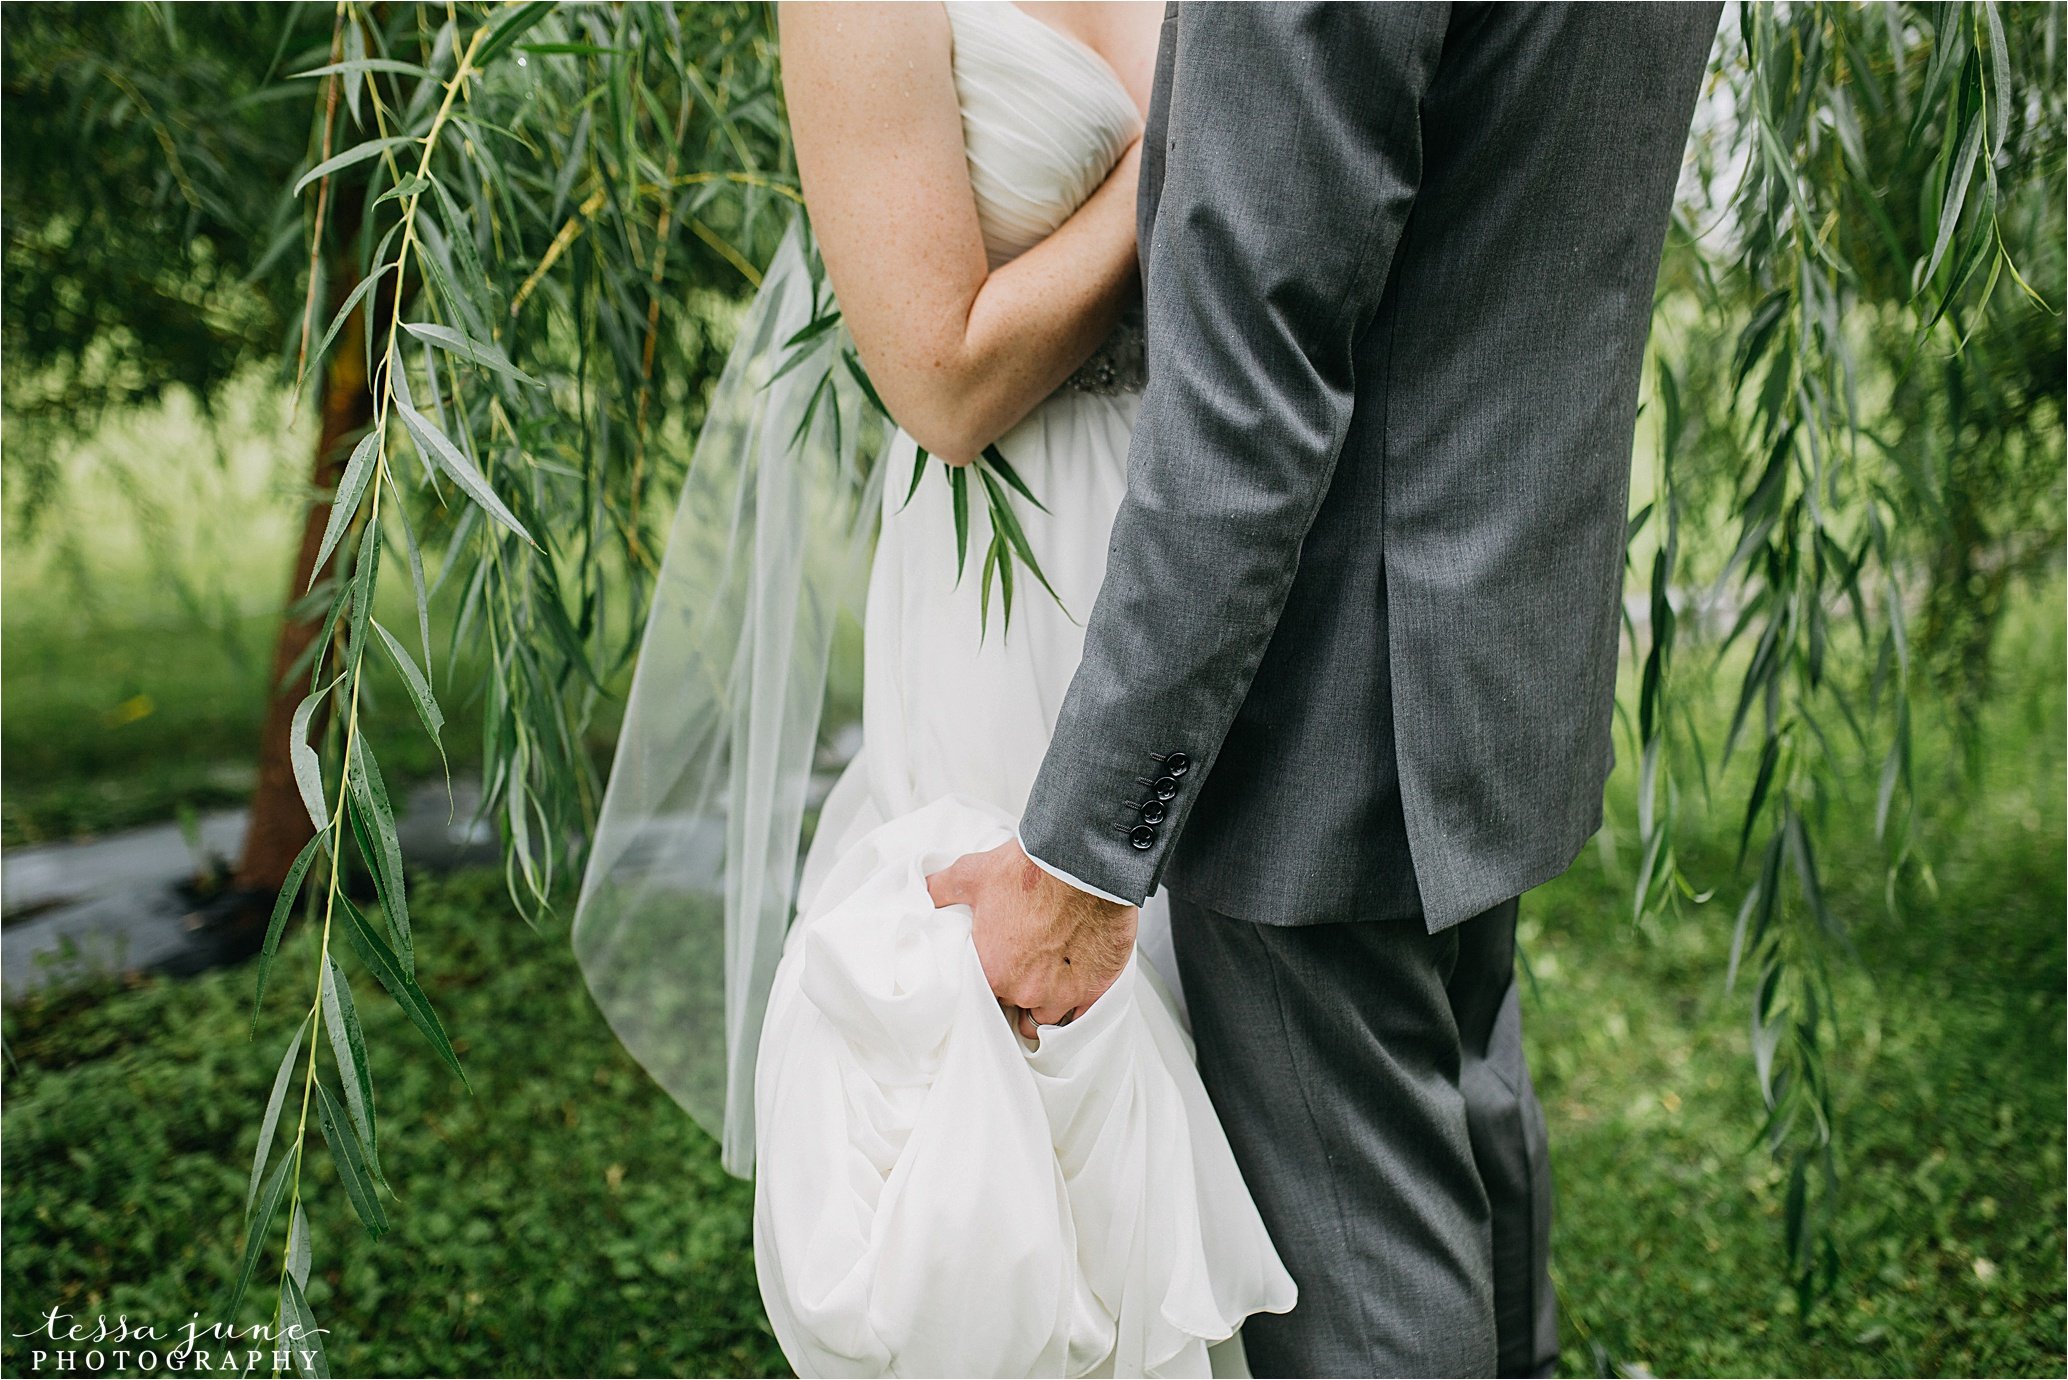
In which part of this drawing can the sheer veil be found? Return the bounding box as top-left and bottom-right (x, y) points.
(572, 219), (887, 1178)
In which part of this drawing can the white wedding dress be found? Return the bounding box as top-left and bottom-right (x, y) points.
(752, 5), (1297, 1377)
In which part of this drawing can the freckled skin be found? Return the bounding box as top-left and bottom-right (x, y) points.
(777, 1), (1161, 464)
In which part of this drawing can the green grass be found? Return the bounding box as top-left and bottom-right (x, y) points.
(4, 385), (2062, 1376)
(3, 376), (313, 843)
(2, 873), (782, 1378)
(1, 373), (486, 846)
(1528, 584), (2066, 1376)
(3, 587), (2060, 1378)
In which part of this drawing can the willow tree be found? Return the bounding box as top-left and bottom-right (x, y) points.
(2, 4), (375, 903)
(1637, 1), (2063, 1304)
(220, 4), (796, 1356)
(227, 0), (2060, 1348)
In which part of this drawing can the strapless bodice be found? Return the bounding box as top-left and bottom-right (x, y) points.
(946, 2), (1142, 272)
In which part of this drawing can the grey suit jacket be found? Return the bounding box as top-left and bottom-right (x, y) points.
(1018, 2), (1720, 932)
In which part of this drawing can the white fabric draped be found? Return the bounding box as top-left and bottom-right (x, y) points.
(588, 4), (1297, 1373)
(757, 798), (1295, 1378)
(949, 2), (1143, 269)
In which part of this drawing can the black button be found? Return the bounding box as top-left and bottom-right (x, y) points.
(1138, 800), (1167, 826)
(1162, 752), (1191, 778)
(1129, 824), (1156, 850)
(1150, 775), (1179, 801)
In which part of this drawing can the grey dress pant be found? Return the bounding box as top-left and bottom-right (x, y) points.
(1171, 895), (1556, 1378)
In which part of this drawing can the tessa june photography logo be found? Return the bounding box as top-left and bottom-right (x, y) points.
(13, 1309), (327, 1375)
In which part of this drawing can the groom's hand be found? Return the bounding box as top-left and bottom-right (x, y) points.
(926, 839), (1138, 1041)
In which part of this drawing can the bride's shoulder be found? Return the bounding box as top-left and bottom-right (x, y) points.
(779, 1), (967, 229)
(777, 2), (953, 99)
(779, 1), (968, 219)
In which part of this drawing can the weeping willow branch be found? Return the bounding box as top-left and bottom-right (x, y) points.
(235, 0), (2063, 1347)
(233, 10), (511, 1358)
(235, 7), (804, 1352)
(1636, 0), (2063, 1308)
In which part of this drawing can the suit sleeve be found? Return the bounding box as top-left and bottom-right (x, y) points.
(1018, 2), (1447, 903)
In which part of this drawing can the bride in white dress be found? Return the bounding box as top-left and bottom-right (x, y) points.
(578, 4), (1294, 1375)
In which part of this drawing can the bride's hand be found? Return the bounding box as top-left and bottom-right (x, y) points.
(926, 838), (1138, 1041)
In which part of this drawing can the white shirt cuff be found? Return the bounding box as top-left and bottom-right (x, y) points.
(1017, 829), (1137, 908)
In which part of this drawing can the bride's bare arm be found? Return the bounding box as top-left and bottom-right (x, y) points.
(779, 2), (1143, 465)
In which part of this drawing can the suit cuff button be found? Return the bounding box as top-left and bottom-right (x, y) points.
(1156, 751), (1191, 778)
(1128, 824), (1157, 851)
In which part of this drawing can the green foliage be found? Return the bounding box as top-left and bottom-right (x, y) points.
(0, 5), (327, 520)
(2, 584), (2058, 1375)
(1546, 583), (2065, 1375)
(2, 871), (785, 1379)
(291, 0), (795, 918)
(1639, 1), (2064, 1300)
(0, 377), (462, 847)
(208, 2), (803, 1351)
(6, 0), (2061, 1349)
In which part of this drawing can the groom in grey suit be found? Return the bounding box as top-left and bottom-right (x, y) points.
(930, 4), (1720, 1375)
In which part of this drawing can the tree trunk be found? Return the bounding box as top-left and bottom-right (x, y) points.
(229, 261), (374, 904)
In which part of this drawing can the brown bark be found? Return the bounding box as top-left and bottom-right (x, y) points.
(229, 268), (374, 900)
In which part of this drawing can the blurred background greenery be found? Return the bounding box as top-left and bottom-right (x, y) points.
(5, 485), (2060, 1373)
(2, 3), (2062, 1378)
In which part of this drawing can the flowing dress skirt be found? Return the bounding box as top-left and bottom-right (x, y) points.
(753, 390), (1296, 1377)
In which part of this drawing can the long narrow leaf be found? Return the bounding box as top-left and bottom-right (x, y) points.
(476, 1), (556, 68)
(428, 174), (492, 310)
(977, 464), (1066, 612)
(346, 515), (380, 669)
(311, 430), (383, 586)
(293, 135), (413, 196)
(301, 264), (393, 393)
(350, 735), (412, 975)
(901, 446), (930, 512)
(247, 1014), (310, 1217)
(842, 348), (890, 418)
(321, 956), (382, 1189)
(314, 1080), (388, 1240)
(285, 1204), (311, 1290)
(279, 1273), (330, 1379)
(948, 464), (969, 583)
(374, 173), (432, 208)
(1920, 114), (1983, 289)
(252, 836), (325, 1034)
(386, 481), (435, 672)
(294, 57), (434, 82)
(337, 895), (468, 1088)
(980, 445), (1049, 513)
(294, 570), (347, 686)
(395, 395), (536, 545)
(227, 1153), (293, 1319)
(402, 321), (542, 387)
(290, 676), (344, 834)
(373, 620), (445, 747)
(1982, 1), (2011, 153)
(978, 536), (999, 643)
